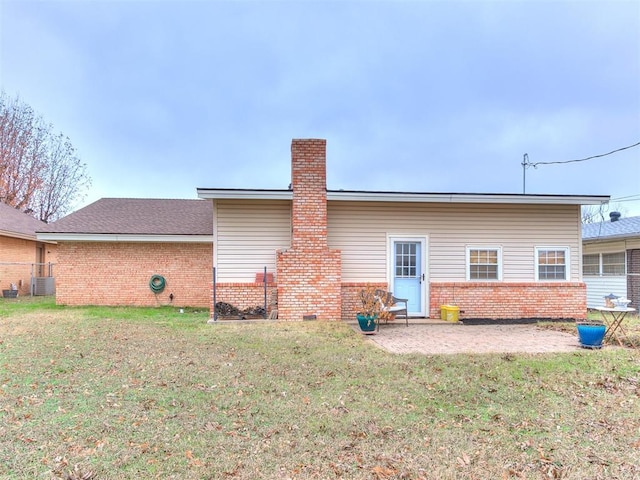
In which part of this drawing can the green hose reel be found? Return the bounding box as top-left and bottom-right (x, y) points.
(149, 274), (166, 294)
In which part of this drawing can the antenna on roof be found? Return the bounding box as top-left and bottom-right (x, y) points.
(521, 153), (533, 194)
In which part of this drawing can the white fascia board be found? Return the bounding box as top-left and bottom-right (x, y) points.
(36, 233), (213, 243)
(327, 191), (610, 205)
(197, 189), (292, 200)
(196, 187), (609, 206)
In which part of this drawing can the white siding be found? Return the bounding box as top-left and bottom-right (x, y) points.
(215, 200), (291, 282)
(583, 240), (628, 255)
(584, 277), (627, 308)
(327, 201), (582, 283)
(582, 239), (632, 308)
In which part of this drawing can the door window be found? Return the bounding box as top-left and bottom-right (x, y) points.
(395, 242), (417, 278)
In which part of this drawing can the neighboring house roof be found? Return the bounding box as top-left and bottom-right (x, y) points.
(197, 187), (610, 206)
(0, 201), (49, 241)
(582, 215), (640, 242)
(37, 198), (213, 242)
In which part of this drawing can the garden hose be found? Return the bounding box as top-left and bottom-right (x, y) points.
(149, 274), (166, 294)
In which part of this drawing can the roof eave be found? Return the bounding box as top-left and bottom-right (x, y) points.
(583, 233), (640, 243)
(36, 233), (214, 243)
(1, 229), (37, 241)
(197, 188), (292, 200)
(327, 191), (610, 205)
(197, 188), (609, 205)
(1, 229), (55, 243)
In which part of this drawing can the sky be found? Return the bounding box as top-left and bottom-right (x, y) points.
(1, 0), (639, 218)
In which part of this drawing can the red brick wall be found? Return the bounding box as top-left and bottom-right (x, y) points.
(430, 282), (587, 320)
(55, 242), (212, 307)
(275, 139), (342, 321)
(0, 236), (57, 295)
(277, 249), (341, 320)
(341, 282), (387, 320)
(210, 282), (277, 318)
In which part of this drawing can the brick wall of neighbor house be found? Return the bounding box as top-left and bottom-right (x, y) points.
(0, 236), (56, 294)
(430, 282), (587, 320)
(628, 249), (640, 309)
(276, 139), (342, 321)
(55, 242), (212, 307)
(0, 236), (35, 294)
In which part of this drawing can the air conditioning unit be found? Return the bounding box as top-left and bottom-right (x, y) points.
(32, 277), (56, 296)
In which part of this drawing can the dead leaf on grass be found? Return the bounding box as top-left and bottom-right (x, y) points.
(456, 452), (471, 467)
(51, 463), (96, 480)
(372, 465), (396, 478)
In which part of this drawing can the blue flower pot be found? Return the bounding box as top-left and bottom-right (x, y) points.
(577, 323), (606, 349)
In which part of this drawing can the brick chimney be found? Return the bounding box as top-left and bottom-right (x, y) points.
(276, 139), (342, 320)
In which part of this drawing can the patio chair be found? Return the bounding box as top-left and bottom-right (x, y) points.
(374, 289), (409, 327)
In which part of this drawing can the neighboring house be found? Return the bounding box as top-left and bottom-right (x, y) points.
(38, 139), (609, 321)
(37, 199), (213, 307)
(582, 213), (640, 309)
(0, 201), (57, 295)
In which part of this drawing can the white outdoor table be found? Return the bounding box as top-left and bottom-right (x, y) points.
(594, 307), (637, 348)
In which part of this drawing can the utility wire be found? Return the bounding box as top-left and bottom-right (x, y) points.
(528, 141), (640, 167)
(610, 193), (640, 201)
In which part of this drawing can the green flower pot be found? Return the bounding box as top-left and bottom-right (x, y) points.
(357, 314), (377, 334)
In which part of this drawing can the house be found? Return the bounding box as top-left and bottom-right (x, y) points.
(38, 139), (609, 321)
(582, 212), (640, 309)
(0, 201), (57, 295)
(36, 198), (213, 307)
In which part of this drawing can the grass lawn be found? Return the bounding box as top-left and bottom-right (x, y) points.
(1, 297), (639, 479)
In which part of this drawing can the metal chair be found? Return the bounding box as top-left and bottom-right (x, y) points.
(374, 289), (409, 327)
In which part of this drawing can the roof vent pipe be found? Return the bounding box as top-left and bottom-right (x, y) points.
(609, 211), (621, 222)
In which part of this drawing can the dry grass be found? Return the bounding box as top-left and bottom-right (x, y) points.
(1, 297), (639, 479)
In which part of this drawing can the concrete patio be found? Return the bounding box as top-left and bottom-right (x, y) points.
(352, 319), (585, 355)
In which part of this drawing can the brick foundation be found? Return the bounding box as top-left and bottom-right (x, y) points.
(430, 282), (587, 320)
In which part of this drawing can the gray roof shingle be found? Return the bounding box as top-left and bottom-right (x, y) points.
(0, 201), (48, 239)
(582, 215), (640, 240)
(37, 198), (213, 236)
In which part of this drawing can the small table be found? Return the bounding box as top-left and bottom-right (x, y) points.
(594, 307), (637, 348)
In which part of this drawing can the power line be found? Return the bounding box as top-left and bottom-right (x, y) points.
(521, 140), (640, 193)
(610, 193), (640, 201)
(529, 141), (640, 167)
(610, 196), (640, 205)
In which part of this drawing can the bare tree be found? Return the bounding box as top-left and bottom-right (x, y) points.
(0, 91), (90, 222)
(581, 203), (627, 224)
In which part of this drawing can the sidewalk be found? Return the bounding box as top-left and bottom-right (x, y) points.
(354, 320), (581, 355)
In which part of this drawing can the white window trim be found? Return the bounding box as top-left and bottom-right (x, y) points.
(466, 246), (503, 281)
(535, 246), (570, 281)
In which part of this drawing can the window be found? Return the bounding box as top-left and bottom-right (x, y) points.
(467, 247), (501, 280)
(536, 247), (569, 281)
(582, 254), (599, 276)
(582, 252), (626, 276)
(602, 252), (625, 276)
(395, 242), (417, 278)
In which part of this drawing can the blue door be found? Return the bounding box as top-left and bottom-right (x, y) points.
(392, 241), (422, 315)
